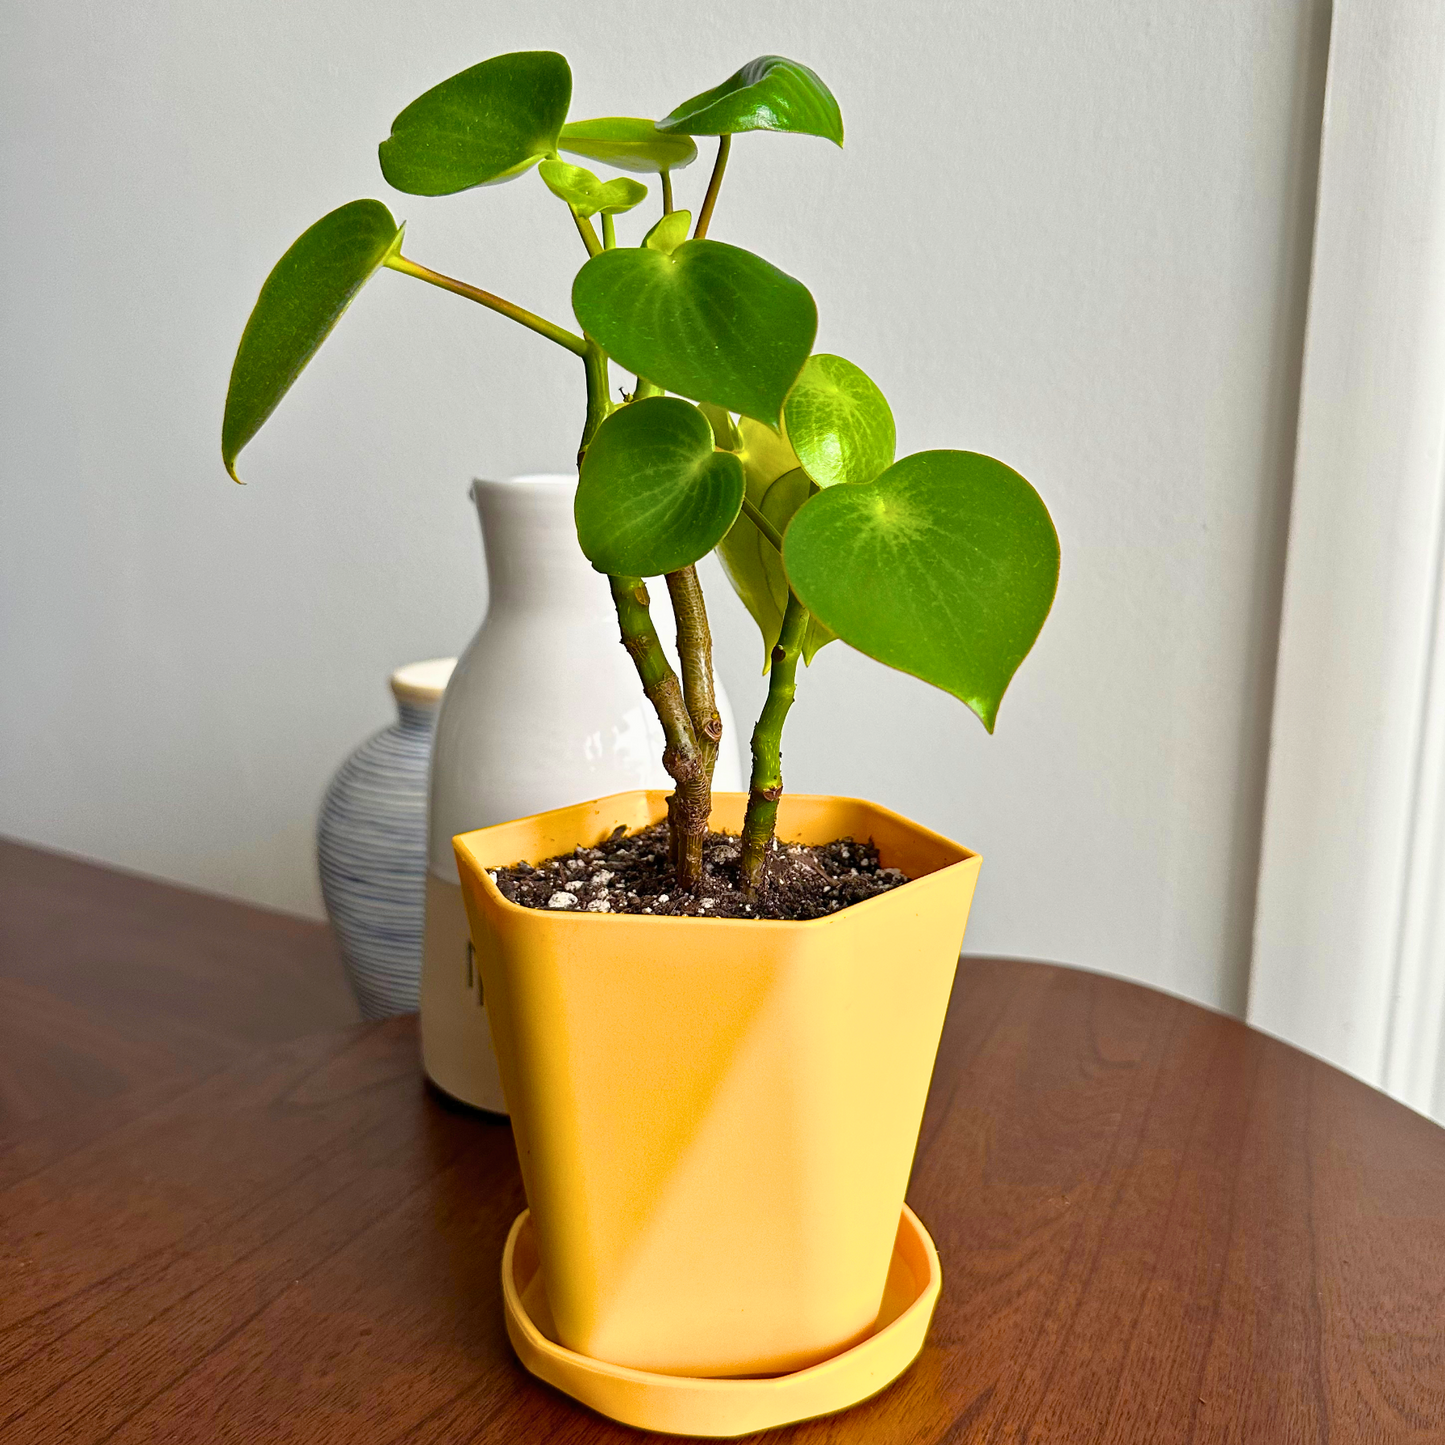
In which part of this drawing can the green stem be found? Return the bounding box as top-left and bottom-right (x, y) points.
(384, 254), (587, 357)
(572, 210), (603, 258)
(693, 135), (731, 240)
(579, 341), (612, 465)
(609, 575), (710, 891)
(740, 591), (809, 891)
(601, 212), (616, 249)
(741, 495), (785, 552)
(665, 566), (722, 784)
(660, 170), (674, 215)
(634, 376), (665, 400)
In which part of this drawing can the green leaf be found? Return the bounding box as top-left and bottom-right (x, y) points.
(575, 397), (745, 576)
(538, 159), (647, 217)
(784, 451), (1059, 730)
(658, 56), (843, 145)
(222, 200), (402, 482)
(572, 239), (816, 426)
(378, 51), (571, 196)
(783, 354), (895, 488)
(714, 418), (836, 667)
(642, 209), (692, 256)
(559, 117), (698, 174)
(697, 401), (739, 450)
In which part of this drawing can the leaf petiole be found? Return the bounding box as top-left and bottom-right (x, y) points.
(572, 211), (603, 258)
(383, 252), (587, 356)
(601, 212), (616, 250)
(740, 495), (785, 552)
(693, 135), (730, 240)
(660, 170), (675, 215)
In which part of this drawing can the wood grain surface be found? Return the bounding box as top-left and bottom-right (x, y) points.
(2, 845), (1443, 1442)
(0, 837), (358, 1136)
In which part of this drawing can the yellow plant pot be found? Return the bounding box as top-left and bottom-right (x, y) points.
(453, 790), (979, 1383)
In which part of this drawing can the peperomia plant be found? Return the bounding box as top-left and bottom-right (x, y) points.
(222, 51), (1060, 897)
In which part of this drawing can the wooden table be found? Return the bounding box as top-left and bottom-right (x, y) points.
(3, 839), (1443, 1443)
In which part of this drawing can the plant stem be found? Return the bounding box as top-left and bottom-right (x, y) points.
(578, 341), (613, 469)
(384, 254), (587, 357)
(739, 591), (809, 891)
(660, 170), (674, 215)
(580, 339), (707, 890)
(693, 135), (731, 241)
(740, 495), (785, 552)
(609, 575), (711, 891)
(665, 566), (722, 784)
(572, 211), (603, 258)
(601, 212), (616, 249)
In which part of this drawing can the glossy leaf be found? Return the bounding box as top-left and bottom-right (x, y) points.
(784, 451), (1059, 730)
(559, 117), (698, 174)
(715, 417), (836, 667)
(572, 239), (816, 426)
(538, 159), (647, 217)
(379, 51), (571, 196)
(575, 397), (745, 576)
(642, 209), (692, 255)
(783, 354), (895, 488)
(222, 200), (402, 482)
(658, 56), (843, 145)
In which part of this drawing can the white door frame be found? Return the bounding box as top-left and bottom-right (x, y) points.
(1250, 0), (1445, 1121)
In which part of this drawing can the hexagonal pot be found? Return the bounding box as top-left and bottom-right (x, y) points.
(453, 789), (979, 1380)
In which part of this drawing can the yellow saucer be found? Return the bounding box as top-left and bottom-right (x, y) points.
(500, 1204), (942, 1438)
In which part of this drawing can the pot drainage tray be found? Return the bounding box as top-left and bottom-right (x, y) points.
(500, 1204), (942, 1437)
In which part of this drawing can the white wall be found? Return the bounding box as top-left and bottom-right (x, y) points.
(0, 0), (1329, 1015)
(1250, 0), (1445, 1122)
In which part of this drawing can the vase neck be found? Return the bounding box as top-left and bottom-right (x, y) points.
(472, 474), (596, 611)
(390, 658), (454, 731)
(395, 698), (439, 732)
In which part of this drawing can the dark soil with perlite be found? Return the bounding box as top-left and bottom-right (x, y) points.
(489, 821), (911, 921)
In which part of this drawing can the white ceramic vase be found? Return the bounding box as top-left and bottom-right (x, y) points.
(421, 473), (743, 1112)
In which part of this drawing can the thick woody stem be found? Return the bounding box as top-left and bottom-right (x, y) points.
(665, 565), (722, 785)
(608, 574), (710, 891)
(582, 350), (705, 889)
(740, 592), (809, 892)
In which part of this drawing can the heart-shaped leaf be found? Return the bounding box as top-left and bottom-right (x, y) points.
(538, 159), (647, 217)
(658, 56), (843, 145)
(379, 51), (571, 196)
(559, 117), (698, 174)
(576, 397), (744, 576)
(715, 417), (836, 667)
(783, 354), (895, 488)
(572, 239), (816, 426)
(783, 451), (1059, 729)
(222, 200), (402, 482)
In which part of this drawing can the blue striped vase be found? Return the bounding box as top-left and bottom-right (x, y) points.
(317, 658), (456, 1020)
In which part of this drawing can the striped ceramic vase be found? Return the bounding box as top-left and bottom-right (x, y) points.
(317, 658), (456, 1020)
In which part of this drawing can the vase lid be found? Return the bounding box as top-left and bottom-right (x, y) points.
(390, 657), (456, 706)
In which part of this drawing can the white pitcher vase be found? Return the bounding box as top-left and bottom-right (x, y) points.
(421, 473), (743, 1112)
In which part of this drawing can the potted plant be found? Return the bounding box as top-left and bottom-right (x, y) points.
(223, 49), (1058, 1435)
